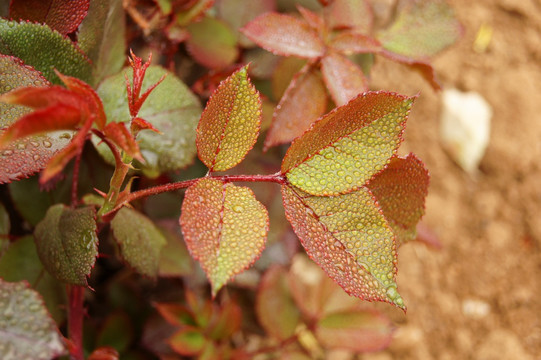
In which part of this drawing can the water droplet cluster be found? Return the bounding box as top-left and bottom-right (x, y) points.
(282, 184), (403, 307)
(282, 92), (414, 196)
(0, 279), (66, 358)
(180, 178), (269, 295)
(196, 66), (262, 172)
(34, 205), (98, 286)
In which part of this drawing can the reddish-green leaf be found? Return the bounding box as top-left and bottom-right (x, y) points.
(321, 51), (368, 106)
(323, 0), (373, 33)
(242, 13), (325, 58)
(264, 64), (327, 149)
(156, 222), (194, 278)
(256, 266), (301, 340)
(9, 0), (90, 35)
(77, 0), (126, 85)
(0, 56), (72, 184)
(282, 91), (415, 196)
(111, 207), (167, 278)
(207, 300), (242, 340)
(330, 32), (382, 54)
(0, 19), (93, 84)
(103, 122), (143, 162)
(186, 16), (239, 69)
(34, 204), (98, 285)
(380, 50), (441, 90)
(297, 5), (325, 30)
(282, 184), (404, 308)
(169, 328), (206, 356)
(155, 303), (195, 327)
(315, 309), (394, 352)
(377, 0), (462, 59)
(175, 0), (214, 26)
(196, 66), (262, 171)
(367, 154), (429, 244)
(180, 178), (269, 296)
(0, 279), (66, 359)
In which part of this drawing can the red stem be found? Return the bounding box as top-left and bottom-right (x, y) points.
(67, 285), (85, 360)
(70, 147), (84, 209)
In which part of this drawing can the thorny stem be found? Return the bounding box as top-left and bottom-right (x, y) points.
(67, 285), (85, 360)
(101, 172), (287, 222)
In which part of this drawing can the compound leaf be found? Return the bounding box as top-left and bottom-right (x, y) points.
(0, 19), (92, 84)
(242, 12), (325, 58)
(34, 204), (98, 286)
(9, 0), (90, 36)
(367, 154), (429, 244)
(264, 64), (327, 149)
(282, 184), (404, 308)
(377, 0), (462, 59)
(0, 279), (66, 359)
(321, 51), (368, 106)
(0, 55), (72, 184)
(282, 91), (415, 196)
(111, 207), (167, 278)
(196, 66), (262, 172)
(180, 178), (269, 296)
(95, 65), (201, 177)
(315, 309), (393, 352)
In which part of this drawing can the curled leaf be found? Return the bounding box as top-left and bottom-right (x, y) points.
(196, 65), (262, 171)
(180, 178), (269, 296)
(282, 91), (415, 196)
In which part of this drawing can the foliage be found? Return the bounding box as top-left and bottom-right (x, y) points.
(0, 0), (460, 358)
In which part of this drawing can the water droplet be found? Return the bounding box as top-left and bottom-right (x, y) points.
(233, 205), (243, 213)
(43, 140), (52, 148)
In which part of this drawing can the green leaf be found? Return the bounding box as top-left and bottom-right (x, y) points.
(34, 204), (98, 285)
(196, 66), (262, 172)
(156, 222), (194, 278)
(367, 154), (429, 244)
(186, 16), (239, 69)
(0, 235), (66, 322)
(0, 279), (66, 359)
(282, 91), (415, 196)
(169, 328), (206, 356)
(111, 207), (167, 278)
(77, 0), (126, 85)
(0, 55), (72, 184)
(315, 309), (393, 352)
(95, 65), (201, 177)
(377, 0), (462, 59)
(0, 19), (92, 84)
(256, 266), (301, 340)
(281, 184), (404, 308)
(180, 178), (269, 296)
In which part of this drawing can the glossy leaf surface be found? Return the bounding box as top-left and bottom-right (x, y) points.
(256, 266), (301, 340)
(111, 207), (167, 278)
(95, 65), (201, 177)
(264, 64), (327, 149)
(0, 279), (66, 359)
(78, 0), (126, 85)
(34, 204), (98, 285)
(9, 0), (90, 36)
(321, 51), (368, 106)
(282, 91), (414, 196)
(315, 309), (394, 352)
(196, 66), (262, 171)
(180, 178), (269, 296)
(367, 154), (429, 244)
(377, 0), (462, 59)
(186, 16), (239, 69)
(282, 185), (404, 308)
(0, 56), (71, 184)
(242, 13), (325, 58)
(0, 19), (92, 84)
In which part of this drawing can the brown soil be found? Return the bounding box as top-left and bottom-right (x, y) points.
(363, 0), (541, 359)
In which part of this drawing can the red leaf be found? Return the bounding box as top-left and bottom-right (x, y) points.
(88, 347), (119, 360)
(264, 64), (327, 149)
(321, 51), (368, 106)
(169, 327), (206, 356)
(330, 32), (382, 54)
(281, 184), (405, 308)
(126, 51), (165, 117)
(103, 122), (143, 162)
(55, 71), (106, 129)
(297, 5), (325, 30)
(380, 50), (441, 90)
(0, 85), (87, 110)
(367, 154), (429, 245)
(323, 0), (373, 34)
(242, 12), (325, 58)
(0, 103), (81, 147)
(10, 0), (90, 35)
(130, 117), (161, 135)
(155, 303), (194, 327)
